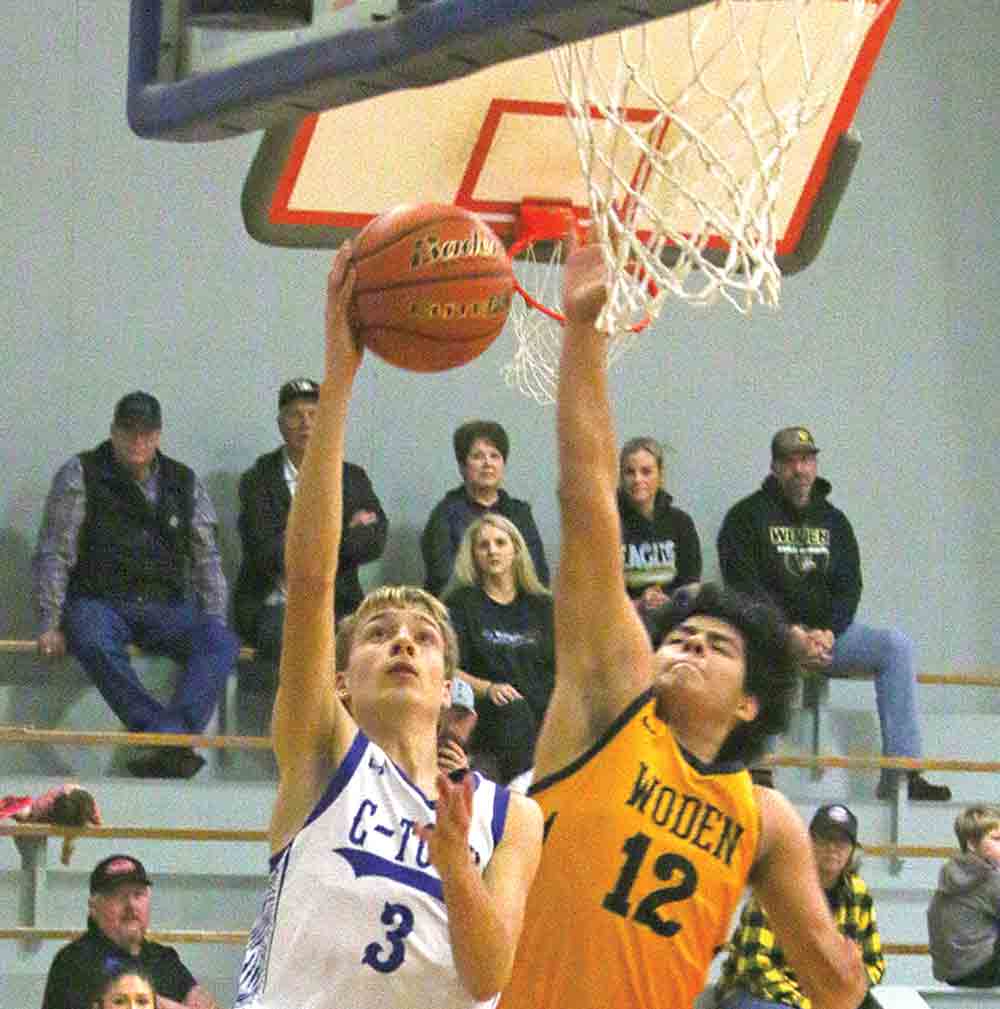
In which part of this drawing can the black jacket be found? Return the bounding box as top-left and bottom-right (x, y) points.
(717, 474), (862, 635)
(234, 448), (387, 638)
(617, 488), (701, 598)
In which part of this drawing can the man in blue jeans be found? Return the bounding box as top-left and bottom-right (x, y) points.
(33, 391), (239, 778)
(717, 426), (949, 801)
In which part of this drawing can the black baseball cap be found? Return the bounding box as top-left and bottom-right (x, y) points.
(810, 804), (858, 845)
(278, 378), (320, 410)
(113, 391), (162, 431)
(90, 854), (152, 894)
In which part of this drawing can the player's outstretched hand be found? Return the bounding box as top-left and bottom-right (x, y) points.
(325, 241), (362, 381)
(561, 238), (607, 326)
(417, 771), (475, 877)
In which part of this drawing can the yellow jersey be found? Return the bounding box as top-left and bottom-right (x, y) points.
(499, 689), (760, 1009)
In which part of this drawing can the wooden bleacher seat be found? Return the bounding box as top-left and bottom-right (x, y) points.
(0, 926), (248, 943)
(0, 821), (268, 928)
(0, 637), (266, 740)
(802, 667), (1000, 758)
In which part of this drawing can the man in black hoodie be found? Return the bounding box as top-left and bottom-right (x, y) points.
(717, 426), (949, 801)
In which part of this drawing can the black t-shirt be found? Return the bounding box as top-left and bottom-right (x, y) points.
(42, 919), (197, 1009)
(446, 585), (555, 721)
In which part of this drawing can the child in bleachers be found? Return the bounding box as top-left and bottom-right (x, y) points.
(927, 804), (1000, 987)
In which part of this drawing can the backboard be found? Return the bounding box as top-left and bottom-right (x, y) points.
(128, 0), (709, 141)
(242, 0), (900, 272)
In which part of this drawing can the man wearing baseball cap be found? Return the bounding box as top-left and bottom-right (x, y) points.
(41, 854), (219, 1009)
(234, 377), (387, 661)
(32, 392), (240, 778)
(717, 426), (949, 801)
(717, 803), (885, 1009)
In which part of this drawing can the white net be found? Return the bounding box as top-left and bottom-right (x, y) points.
(550, 0), (890, 330)
(504, 237), (648, 405)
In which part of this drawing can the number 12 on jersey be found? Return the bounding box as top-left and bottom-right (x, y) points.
(602, 832), (698, 937)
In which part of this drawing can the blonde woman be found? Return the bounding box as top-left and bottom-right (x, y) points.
(444, 514), (555, 783)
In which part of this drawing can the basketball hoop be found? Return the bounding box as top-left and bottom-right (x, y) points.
(504, 200), (653, 405)
(548, 0), (898, 332)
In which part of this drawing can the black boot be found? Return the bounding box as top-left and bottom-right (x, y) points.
(907, 772), (951, 801)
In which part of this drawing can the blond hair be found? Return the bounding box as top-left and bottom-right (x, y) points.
(445, 514), (550, 599)
(336, 586), (459, 678)
(954, 805), (1000, 853)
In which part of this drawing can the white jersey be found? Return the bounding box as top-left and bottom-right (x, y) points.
(235, 730), (511, 1009)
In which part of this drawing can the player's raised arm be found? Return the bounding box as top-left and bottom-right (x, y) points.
(269, 244), (363, 850)
(751, 787), (870, 1009)
(536, 244), (654, 775)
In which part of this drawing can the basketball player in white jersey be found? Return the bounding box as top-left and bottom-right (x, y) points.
(235, 243), (543, 1009)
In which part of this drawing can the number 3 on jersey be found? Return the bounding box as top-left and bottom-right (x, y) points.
(362, 901), (414, 972)
(602, 832), (698, 937)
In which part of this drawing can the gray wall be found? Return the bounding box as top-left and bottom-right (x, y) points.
(2, 1), (997, 668)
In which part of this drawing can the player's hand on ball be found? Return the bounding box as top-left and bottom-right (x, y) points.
(325, 242), (362, 379)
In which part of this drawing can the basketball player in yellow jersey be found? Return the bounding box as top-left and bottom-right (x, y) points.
(498, 242), (870, 1009)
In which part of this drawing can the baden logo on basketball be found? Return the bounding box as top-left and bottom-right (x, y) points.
(409, 293), (511, 321)
(351, 203), (513, 371)
(409, 229), (502, 269)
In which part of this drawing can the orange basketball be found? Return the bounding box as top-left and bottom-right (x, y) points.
(350, 204), (514, 372)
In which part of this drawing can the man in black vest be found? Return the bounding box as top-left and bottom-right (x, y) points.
(33, 392), (239, 778)
(234, 377), (388, 662)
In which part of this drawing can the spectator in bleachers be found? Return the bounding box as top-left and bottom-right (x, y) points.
(717, 425), (950, 801)
(444, 514), (555, 784)
(618, 435), (702, 616)
(32, 392), (239, 779)
(927, 804), (1000, 988)
(43, 853), (219, 1009)
(437, 676), (478, 779)
(420, 419), (549, 597)
(234, 377), (387, 661)
(88, 964), (156, 1009)
(715, 803), (885, 1008)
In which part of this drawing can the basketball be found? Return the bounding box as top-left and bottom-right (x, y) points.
(350, 204), (514, 372)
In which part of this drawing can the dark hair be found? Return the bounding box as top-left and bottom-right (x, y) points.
(649, 583), (797, 766)
(51, 788), (98, 827)
(88, 963), (156, 1007)
(453, 420), (510, 465)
